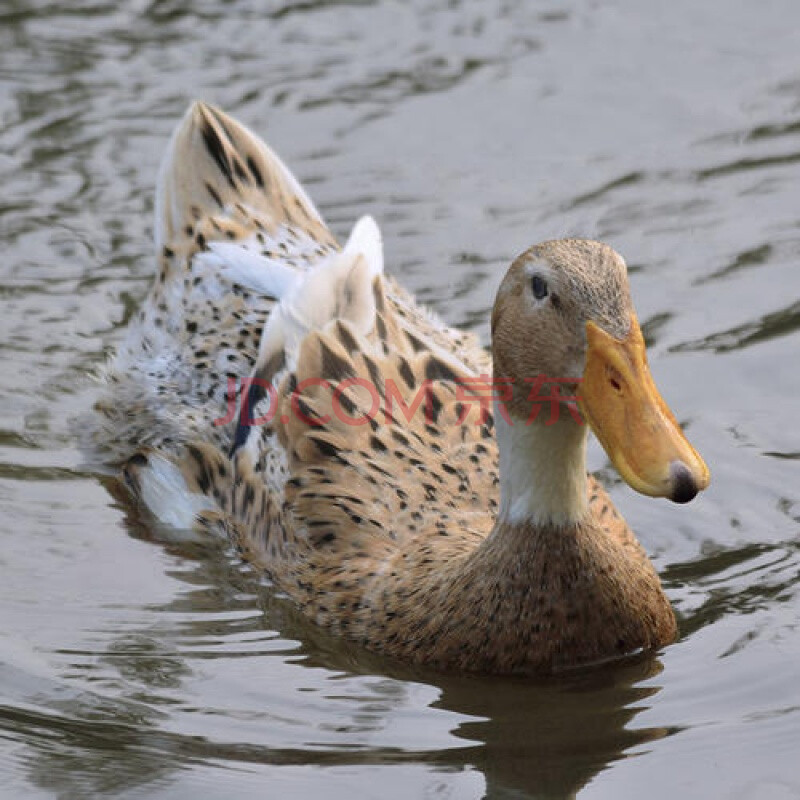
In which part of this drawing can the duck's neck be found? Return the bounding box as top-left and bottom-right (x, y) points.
(494, 402), (589, 528)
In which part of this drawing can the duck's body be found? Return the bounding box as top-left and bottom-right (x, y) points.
(90, 102), (707, 674)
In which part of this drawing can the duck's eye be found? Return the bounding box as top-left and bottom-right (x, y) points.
(531, 275), (548, 300)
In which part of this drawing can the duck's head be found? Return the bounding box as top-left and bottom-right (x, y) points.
(491, 239), (709, 504)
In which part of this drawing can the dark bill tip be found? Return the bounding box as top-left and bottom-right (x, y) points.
(669, 460), (699, 504)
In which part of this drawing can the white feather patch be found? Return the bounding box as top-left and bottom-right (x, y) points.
(194, 243), (300, 298)
(342, 215), (383, 278)
(253, 215), (384, 371)
(495, 407), (590, 527)
(135, 453), (217, 531)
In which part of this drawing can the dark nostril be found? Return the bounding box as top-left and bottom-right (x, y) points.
(606, 365), (623, 393)
(669, 460), (698, 503)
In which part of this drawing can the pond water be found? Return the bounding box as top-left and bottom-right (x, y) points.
(2, 1), (800, 798)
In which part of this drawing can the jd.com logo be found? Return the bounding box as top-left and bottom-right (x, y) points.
(214, 375), (584, 428)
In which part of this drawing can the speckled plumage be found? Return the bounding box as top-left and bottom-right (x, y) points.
(90, 102), (679, 675)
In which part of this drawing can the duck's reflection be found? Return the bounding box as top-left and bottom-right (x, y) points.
(294, 624), (668, 800)
(432, 660), (666, 799)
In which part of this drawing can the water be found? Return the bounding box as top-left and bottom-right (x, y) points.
(2, 1), (800, 797)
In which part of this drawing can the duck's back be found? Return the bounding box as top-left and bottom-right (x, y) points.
(87, 102), (486, 467)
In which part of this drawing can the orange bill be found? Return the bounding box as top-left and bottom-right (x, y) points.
(577, 315), (710, 503)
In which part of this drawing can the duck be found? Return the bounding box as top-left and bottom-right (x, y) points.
(90, 101), (710, 675)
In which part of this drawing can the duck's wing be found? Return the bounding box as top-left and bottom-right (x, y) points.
(228, 214), (384, 452)
(272, 282), (500, 553)
(89, 102), (340, 463)
(123, 270), (499, 573)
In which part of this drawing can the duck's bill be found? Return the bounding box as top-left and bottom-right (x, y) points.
(576, 316), (710, 503)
